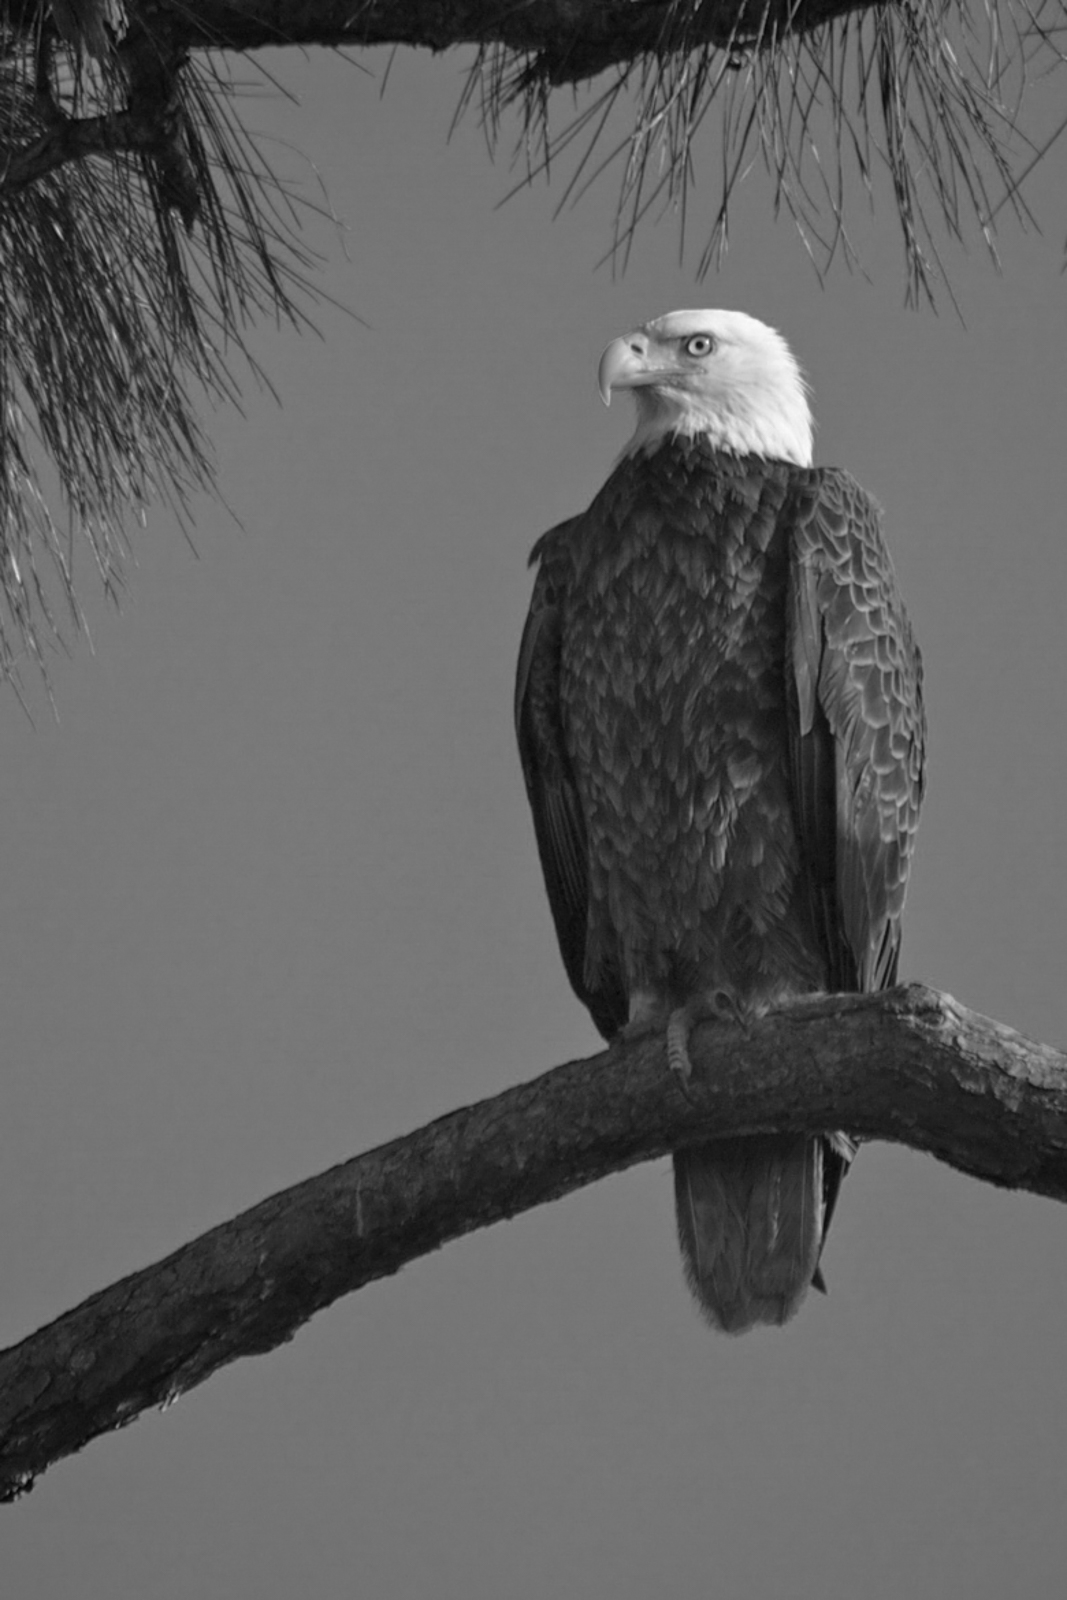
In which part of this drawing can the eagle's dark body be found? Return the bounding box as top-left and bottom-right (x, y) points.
(517, 436), (925, 1332)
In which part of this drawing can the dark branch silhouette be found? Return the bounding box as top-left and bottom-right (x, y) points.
(0, 982), (1064, 1503)
(2, 0), (876, 77)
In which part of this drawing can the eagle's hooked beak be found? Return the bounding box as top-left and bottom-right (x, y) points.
(598, 334), (652, 406)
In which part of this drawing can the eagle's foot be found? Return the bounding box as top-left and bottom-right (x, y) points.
(666, 1008), (695, 1081)
(666, 990), (749, 1082)
(708, 988), (749, 1027)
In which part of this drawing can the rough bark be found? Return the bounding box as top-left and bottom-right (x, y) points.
(164, 0), (871, 78)
(0, 982), (1064, 1502)
(1, 0), (874, 82)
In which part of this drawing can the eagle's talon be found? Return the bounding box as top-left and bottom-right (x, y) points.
(666, 1009), (694, 1082)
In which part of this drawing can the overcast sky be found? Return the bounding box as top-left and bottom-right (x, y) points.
(2, 42), (1066, 1598)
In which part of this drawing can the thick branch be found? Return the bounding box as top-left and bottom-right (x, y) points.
(0, 982), (1065, 1502)
(15, 0), (877, 83)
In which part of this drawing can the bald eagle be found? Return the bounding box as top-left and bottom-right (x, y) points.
(515, 310), (925, 1333)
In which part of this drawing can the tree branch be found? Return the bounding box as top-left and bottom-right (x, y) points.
(0, 109), (161, 193)
(186, 0), (873, 79)
(0, 0), (876, 81)
(0, 0), (871, 204)
(0, 0), (1044, 651)
(0, 983), (1064, 1502)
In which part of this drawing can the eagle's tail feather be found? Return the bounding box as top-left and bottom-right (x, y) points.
(672, 1135), (832, 1333)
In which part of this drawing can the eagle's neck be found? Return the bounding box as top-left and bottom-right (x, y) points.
(620, 384), (813, 468)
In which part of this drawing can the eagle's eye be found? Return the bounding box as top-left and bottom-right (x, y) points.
(684, 334), (715, 358)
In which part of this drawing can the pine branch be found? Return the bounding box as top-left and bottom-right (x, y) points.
(133, 0), (874, 76)
(0, 0), (877, 74)
(0, 0), (1051, 671)
(0, 982), (1064, 1503)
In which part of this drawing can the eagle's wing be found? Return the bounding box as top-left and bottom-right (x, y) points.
(786, 469), (925, 1244)
(787, 468), (926, 997)
(515, 522), (627, 1041)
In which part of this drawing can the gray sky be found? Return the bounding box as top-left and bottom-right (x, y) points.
(3, 45), (1067, 1598)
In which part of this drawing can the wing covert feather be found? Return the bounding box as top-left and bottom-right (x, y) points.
(516, 521), (626, 1039)
(787, 470), (926, 994)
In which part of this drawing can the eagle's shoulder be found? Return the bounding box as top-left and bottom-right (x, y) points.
(528, 513), (585, 574)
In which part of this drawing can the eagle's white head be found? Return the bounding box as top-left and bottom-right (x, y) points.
(598, 309), (813, 467)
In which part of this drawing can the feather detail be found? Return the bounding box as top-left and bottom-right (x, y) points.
(674, 1136), (831, 1333)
